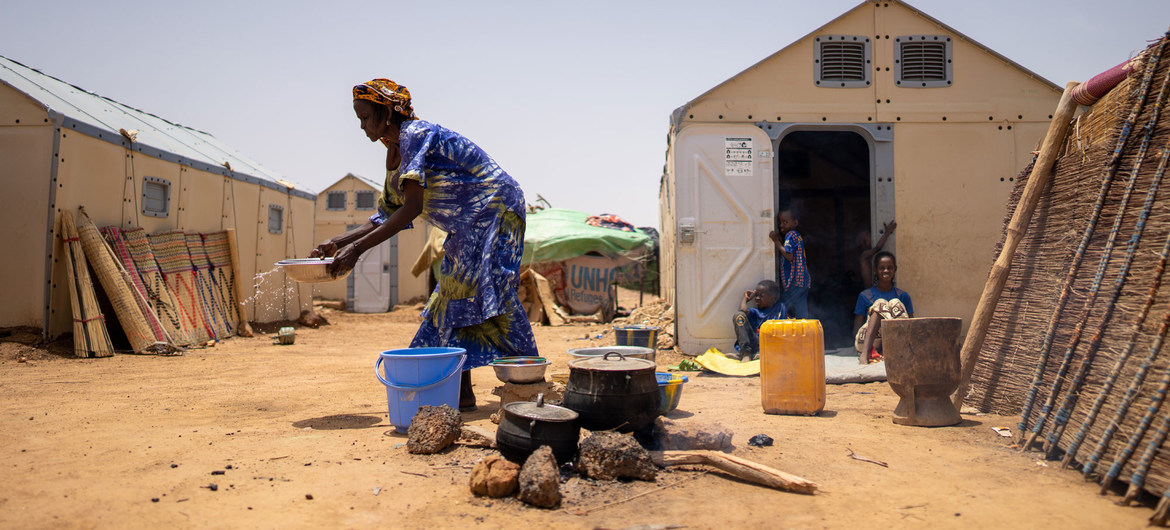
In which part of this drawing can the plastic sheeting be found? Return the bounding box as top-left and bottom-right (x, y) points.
(521, 208), (652, 265)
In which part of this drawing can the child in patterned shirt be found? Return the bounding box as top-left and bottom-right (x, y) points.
(769, 208), (811, 319)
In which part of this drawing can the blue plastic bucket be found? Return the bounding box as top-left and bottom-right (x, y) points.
(613, 325), (660, 349)
(376, 347), (466, 433)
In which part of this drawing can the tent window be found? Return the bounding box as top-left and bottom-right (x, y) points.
(895, 36), (952, 88)
(268, 204), (284, 234)
(141, 176), (171, 218)
(355, 190), (376, 210)
(326, 191), (346, 211)
(814, 35), (871, 88)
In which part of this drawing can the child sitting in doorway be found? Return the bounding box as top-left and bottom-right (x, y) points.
(731, 280), (786, 361)
(853, 251), (914, 364)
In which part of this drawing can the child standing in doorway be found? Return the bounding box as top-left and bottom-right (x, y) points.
(769, 208), (810, 319)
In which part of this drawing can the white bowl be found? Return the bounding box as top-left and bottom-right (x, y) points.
(277, 258), (349, 283)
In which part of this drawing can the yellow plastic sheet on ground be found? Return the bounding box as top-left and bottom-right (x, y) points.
(694, 348), (761, 376)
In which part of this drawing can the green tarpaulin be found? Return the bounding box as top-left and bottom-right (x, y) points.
(522, 208), (651, 265)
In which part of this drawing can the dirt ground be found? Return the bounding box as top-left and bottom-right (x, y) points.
(0, 292), (1156, 529)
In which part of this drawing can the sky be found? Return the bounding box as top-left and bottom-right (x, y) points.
(3, 0), (1169, 228)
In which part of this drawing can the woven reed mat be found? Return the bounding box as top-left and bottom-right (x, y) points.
(59, 211), (113, 358)
(149, 230), (212, 344)
(101, 227), (169, 344)
(74, 210), (160, 353)
(202, 231), (240, 332)
(123, 227), (194, 346)
(186, 233), (231, 339)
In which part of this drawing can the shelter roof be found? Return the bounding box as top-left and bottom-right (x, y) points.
(0, 55), (313, 200)
(320, 173), (382, 194)
(672, 0), (1062, 128)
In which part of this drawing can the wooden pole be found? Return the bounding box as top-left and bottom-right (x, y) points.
(649, 450), (818, 494)
(952, 81), (1082, 410)
(225, 228), (253, 337)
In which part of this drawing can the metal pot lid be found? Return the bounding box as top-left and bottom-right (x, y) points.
(504, 394), (578, 422)
(568, 351), (656, 372)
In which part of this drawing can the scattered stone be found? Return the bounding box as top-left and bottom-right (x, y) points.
(469, 455), (521, 498)
(748, 434), (774, 447)
(576, 432), (657, 481)
(305, 494), (314, 500)
(211, 470), (225, 475)
(647, 417), (734, 451)
(297, 309), (328, 328)
(207, 484), (218, 492)
(151, 498), (159, 503)
(407, 405), (462, 454)
(457, 425), (497, 448)
(517, 446), (561, 508)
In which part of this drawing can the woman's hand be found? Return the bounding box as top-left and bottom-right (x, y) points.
(327, 243), (361, 277)
(310, 239), (339, 258)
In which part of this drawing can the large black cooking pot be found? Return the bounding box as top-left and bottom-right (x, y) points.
(495, 394), (580, 464)
(563, 352), (660, 433)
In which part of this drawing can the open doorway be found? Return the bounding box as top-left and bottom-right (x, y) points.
(775, 130), (872, 349)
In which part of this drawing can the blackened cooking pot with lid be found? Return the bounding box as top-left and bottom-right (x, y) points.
(495, 394), (580, 464)
(563, 352), (660, 433)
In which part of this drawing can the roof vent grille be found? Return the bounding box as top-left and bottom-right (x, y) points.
(896, 36), (952, 88)
(815, 36), (871, 88)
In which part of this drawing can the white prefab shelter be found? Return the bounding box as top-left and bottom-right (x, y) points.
(313, 173), (431, 311)
(660, 0), (1062, 353)
(0, 56), (316, 338)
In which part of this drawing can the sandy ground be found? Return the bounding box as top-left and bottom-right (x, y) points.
(0, 294), (1157, 529)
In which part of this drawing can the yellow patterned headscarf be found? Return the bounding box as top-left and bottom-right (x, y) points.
(353, 79), (417, 120)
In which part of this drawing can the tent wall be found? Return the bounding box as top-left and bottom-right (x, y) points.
(663, 0), (1062, 353)
(0, 88), (55, 328)
(313, 175), (430, 305)
(0, 81), (314, 336)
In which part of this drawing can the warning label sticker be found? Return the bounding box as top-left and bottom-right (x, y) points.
(725, 137), (753, 177)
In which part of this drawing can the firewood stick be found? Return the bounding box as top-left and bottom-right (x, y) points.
(225, 228), (253, 337)
(952, 81), (1082, 410)
(649, 450), (817, 494)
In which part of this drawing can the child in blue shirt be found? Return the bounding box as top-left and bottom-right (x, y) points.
(853, 251), (914, 364)
(769, 209), (811, 319)
(731, 280), (786, 361)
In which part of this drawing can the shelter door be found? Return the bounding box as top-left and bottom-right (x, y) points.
(674, 125), (775, 353)
(348, 225), (396, 313)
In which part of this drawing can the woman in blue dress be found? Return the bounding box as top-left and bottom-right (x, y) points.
(312, 79), (538, 410)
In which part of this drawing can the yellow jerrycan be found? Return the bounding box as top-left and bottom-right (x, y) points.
(759, 319), (825, 415)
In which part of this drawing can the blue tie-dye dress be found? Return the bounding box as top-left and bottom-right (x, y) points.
(375, 119), (538, 369)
